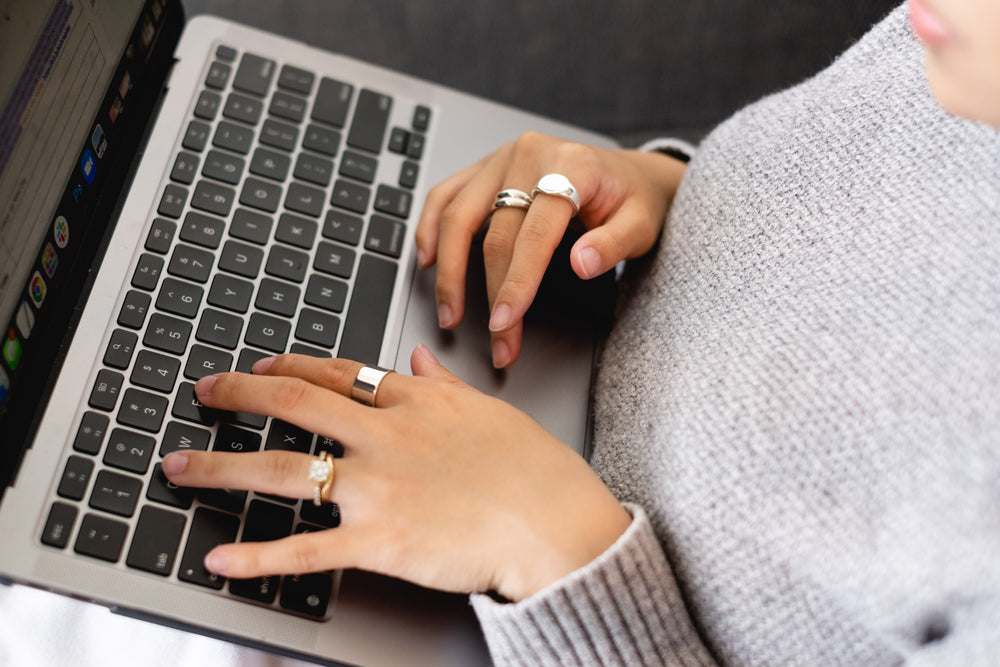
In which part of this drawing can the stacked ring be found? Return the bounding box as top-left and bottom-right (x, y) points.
(491, 188), (533, 212)
(308, 452), (336, 506)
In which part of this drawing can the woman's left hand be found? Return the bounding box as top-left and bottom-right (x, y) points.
(163, 346), (631, 602)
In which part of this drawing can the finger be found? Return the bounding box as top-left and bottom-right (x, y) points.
(194, 372), (371, 443)
(433, 144), (515, 329)
(569, 199), (665, 279)
(409, 343), (467, 387)
(251, 354), (404, 408)
(162, 449), (352, 503)
(414, 156), (489, 268)
(204, 528), (369, 579)
(481, 207), (529, 367)
(490, 323), (523, 369)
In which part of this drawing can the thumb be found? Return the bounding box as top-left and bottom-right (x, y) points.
(409, 344), (467, 387)
(571, 204), (663, 280)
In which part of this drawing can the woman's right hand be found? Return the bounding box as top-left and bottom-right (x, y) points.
(414, 132), (687, 368)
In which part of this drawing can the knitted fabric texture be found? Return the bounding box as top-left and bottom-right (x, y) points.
(473, 5), (1000, 666)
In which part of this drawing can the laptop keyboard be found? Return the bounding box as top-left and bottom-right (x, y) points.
(39, 43), (431, 619)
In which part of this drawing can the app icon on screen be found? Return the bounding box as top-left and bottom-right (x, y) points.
(29, 272), (46, 308)
(41, 243), (59, 278)
(53, 216), (69, 248)
(80, 149), (97, 184)
(15, 302), (34, 339)
(3, 329), (22, 371)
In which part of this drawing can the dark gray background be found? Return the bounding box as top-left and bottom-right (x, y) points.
(180, 1), (901, 143)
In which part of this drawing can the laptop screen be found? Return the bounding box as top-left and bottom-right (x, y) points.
(0, 0), (182, 491)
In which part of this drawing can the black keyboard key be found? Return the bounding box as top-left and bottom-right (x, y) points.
(117, 388), (169, 433)
(89, 369), (124, 411)
(218, 240), (264, 278)
(249, 147), (290, 181)
(183, 120), (212, 152)
(387, 127), (408, 154)
(73, 411), (109, 455)
(275, 213), (318, 249)
(285, 182), (325, 218)
(236, 347), (271, 374)
(196, 308), (244, 350)
(314, 435), (345, 459)
(158, 184), (188, 218)
(269, 91), (307, 123)
(290, 343), (332, 358)
(280, 572), (333, 617)
(232, 53), (275, 97)
(330, 178), (370, 214)
(245, 312), (291, 353)
(104, 329), (138, 369)
(314, 241), (356, 279)
(75, 513), (129, 562)
(89, 469), (143, 517)
(132, 350), (181, 394)
(373, 184), (413, 219)
(184, 344), (234, 380)
(412, 105), (431, 131)
(347, 89), (392, 153)
(302, 123), (340, 156)
(213, 121), (254, 154)
(57, 455), (94, 500)
(194, 89), (221, 120)
(312, 77), (354, 128)
(191, 181), (236, 218)
(145, 217), (177, 253)
(256, 277), (300, 317)
(305, 274), (347, 313)
(160, 420), (211, 456)
(265, 244), (309, 283)
(216, 45), (237, 61)
(260, 118), (299, 152)
(223, 92), (264, 125)
(198, 488), (248, 514)
(131, 253), (164, 291)
(230, 207), (273, 245)
(294, 152), (334, 186)
(208, 273), (254, 313)
(172, 382), (219, 425)
(365, 215), (406, 258)
(131, 349), (182, 393)
(41, 502), (77, 549)
(399, 161), (419, 189)
(295, 309), (340, 349)
(118, 290), (151, 328)
(170, 151), (200, 184)
(204, 60), (232, 89)
(168, 243), (215, 283)
(277, 64), (314, 95)
(339, 253), (398, 364)
(202, 149), (245, 185)
(147, 462), (196, 509)
(322, 210), (363, 246)
(299, 498), (340, 528)
(156, 277), (204, 318)
(127, 506), (186, 576)
(104, 427), (156, 474)
(179, 507), (240, 589)
(144, 312), (193, 355)
(338, 150), (377, 183)
(266, 420), (313, 453)
(230, 500), (295, 603)
(240, 176), (283, 213)
(406, 132), (425, 160)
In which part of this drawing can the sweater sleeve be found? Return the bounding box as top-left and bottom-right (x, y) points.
(470, 504), (719, 667)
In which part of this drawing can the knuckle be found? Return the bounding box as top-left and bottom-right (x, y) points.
(288, 538), (323, 574)
(262, 451), (302, 488)
(270, 377), (310, 412)
(482, 225), (516, 257)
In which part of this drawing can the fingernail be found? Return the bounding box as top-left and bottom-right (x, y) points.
(492, 339), (510, 368)
(416, 343), (440, 364)
(195, 374), (218, 396)
(161, 451), (189, 476)
(416, 248), (429, 268)
(437, 303), (453, 329)
(577, 246), (602, 279)
(252, 356), (276, 374)
(489, 303), (511, 332)
(204, 548), (229, 575)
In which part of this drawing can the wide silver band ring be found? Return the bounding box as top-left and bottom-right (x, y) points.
(351, 365), (394, 407)
(531, 173), (580, 216)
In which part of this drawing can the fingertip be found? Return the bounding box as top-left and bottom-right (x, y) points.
(204, 547), (230, 576)
(195, 374), (218, 397)
(574, 245), (603, 280)
(161, 451), (189, 477)
(438, 303), (455, 329)
(489, 303), (512, 333)
(492, 338), (512, 368)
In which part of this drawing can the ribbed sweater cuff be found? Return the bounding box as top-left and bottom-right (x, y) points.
(470, 504), (716, 666)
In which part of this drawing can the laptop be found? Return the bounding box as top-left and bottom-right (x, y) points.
(0, 0), (618, 665)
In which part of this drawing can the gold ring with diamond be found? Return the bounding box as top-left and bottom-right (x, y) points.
(308, 452), (336, 506)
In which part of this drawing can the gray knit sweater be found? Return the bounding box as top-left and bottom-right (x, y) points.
(471, 6), (1000, 665)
